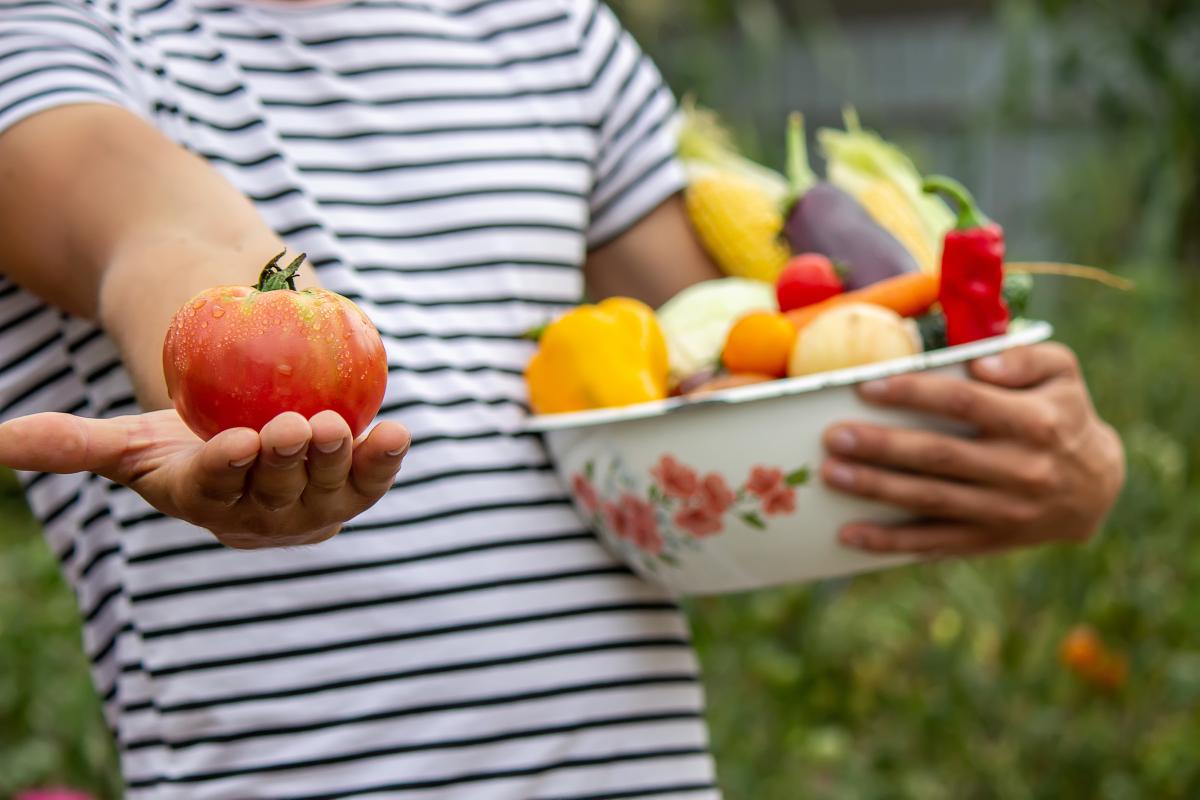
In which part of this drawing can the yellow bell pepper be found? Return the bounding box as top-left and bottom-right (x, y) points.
(525, 298), (669, 414)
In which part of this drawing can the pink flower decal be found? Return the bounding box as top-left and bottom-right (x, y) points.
(578, 454), (808, 569)
(746, 466), (786, 498)
(674, 504), (724, 538)
(651, 455), (699, 499)
(698, 473), (735, 515)
(607, 493), (663, 555)
(761, 486), (797, 516)
(572, 473), (599, 514)
(602, 501), (622, 536)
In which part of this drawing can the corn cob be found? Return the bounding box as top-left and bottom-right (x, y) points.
(678, 98), (792, 284)
(856, 178), (942, 274)
(685, 172), (791, 284)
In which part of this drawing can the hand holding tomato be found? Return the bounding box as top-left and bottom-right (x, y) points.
(0, 251), (406, 549)
(0, 406), (410, 548)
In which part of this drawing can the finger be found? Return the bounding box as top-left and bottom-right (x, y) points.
(349, 421), (410, 498)
(178, 426), (261, 508)
(838, 521), (1005, 556)
(0, 412), (133, 476)
(856, 372), (1053, 442)
(246, 412), (312, 510)
(970, 342), (1080, 389)
(824, 423), (1060, 494)
(821, 457), (1040, 527)
(303, 410), (353, 497)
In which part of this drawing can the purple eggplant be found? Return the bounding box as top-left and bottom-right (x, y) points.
(782, 114), (919, 291)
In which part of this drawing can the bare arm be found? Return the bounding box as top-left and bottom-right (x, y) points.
(0, 104), (408, 548)
(0, 104), (303, 409)
(583, 194), (722, 307)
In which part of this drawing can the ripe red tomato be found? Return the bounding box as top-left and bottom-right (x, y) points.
(163, 252), (388, 441)
(776, 253), (844, 312)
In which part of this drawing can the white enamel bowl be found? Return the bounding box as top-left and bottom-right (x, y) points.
(526, 321), (1053, 596)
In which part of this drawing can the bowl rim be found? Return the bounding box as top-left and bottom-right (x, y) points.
(525, 319), (1054, 432)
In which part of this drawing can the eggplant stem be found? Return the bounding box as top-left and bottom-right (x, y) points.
(786, 112), (818, 202)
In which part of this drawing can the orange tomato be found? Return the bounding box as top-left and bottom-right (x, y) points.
(1060, 625), (1128, 691)
(721, 311), (797, 378)
(1060, 626), (1102, 672)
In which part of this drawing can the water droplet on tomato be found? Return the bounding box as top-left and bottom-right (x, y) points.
(277, 364), (293, 376)
(192, 299), (206, 310)
(212, 307), (225, 318)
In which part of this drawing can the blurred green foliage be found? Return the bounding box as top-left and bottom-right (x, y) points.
(2, 1), (1198, 797)
(0, 470), (120, 797)
(1003, 0), (1200, 264)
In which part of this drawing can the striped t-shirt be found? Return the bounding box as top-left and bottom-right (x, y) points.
(0, 0), (720, 796)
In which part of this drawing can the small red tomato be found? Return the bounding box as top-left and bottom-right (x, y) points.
(776, 253), (844, 312)
(163, 251), (388, 441)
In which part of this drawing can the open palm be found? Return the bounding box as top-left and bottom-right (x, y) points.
(0, 407), (410, 548)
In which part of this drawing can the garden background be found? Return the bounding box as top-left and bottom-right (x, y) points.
(2, 0), (1198, 796)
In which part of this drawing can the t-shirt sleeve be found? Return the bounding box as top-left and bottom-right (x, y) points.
(0, 0), (145, 137)
(575, 2), (686, 249)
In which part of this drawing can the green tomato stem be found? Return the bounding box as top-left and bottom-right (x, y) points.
(256, 250), (307, 292)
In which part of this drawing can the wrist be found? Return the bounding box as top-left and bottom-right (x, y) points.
(98, 236), (300, 410)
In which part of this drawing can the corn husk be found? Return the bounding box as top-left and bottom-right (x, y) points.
(678, 97), (790, 205)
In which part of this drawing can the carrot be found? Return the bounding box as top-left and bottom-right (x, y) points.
(784, 271), (939, 331)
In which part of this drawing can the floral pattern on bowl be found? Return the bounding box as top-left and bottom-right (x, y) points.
(572, 454), (809, 573)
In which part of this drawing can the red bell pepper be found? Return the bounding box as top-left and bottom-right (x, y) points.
(923, 176), (1009, 346)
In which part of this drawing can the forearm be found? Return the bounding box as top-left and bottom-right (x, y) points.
(0, 104), (308, 408)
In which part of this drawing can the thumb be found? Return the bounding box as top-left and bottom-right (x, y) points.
(0, 412), (133, 477)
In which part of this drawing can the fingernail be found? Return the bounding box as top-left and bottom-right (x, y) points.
(826, 463), (857, 489)
(860, 380), (888, 398)
(315, 438), (344, 454)
(275, 441), (307, 458)
(828, 428), (857, 454)
(385, 449), (406, 458)
(977, 355), (1005, 376)
(840, 528), (865, 547)
(230, 455), (256, 469)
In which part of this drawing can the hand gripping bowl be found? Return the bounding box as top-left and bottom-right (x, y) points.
(526, 320), (1054, 596)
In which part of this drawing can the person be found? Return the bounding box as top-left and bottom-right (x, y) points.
(0, 0), (1125, 796)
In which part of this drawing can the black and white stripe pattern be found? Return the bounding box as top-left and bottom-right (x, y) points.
(0, 0), (718, 796)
